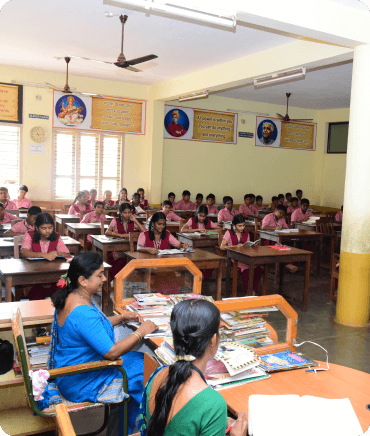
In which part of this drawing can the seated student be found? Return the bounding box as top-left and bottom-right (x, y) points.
(0, 202), (18, 224)
(220, 215), (263, 294)
(250, 194), (259, 214)
(138, 188), (149, 208)
(0, 187), (18, 210)
(21, 213), (70, 300)
(335, 205), (343, 222)
(284, 192), (292, 207)
(262, 205), (289, 230)
(174, 190), (196, 210)
(161, 200), (181, 221)
(68, 191), (90, 216)
(131, 192), (145, 214)
(168, 192), (176, 206)
(291, 198), (313, 223)
(88, 188), (97, 208)
(277, 194), (285, 205)
(194, 193), (203, 209)
(181, 205), (221, 233)
(296, 189), (303, 205)
(267, 196), (278, 211)
(205, 193), (219, 214)
(14, 185), (32, 209)
(287, 197), (299, 214)
(102, 190), (115, 208)
(81, 201), (106, 224)
(218, 196), (238, 222)
(116, 187), (130, 205)
(239, 194), (255, 217)
(255, 195), (265, 211)
(143, 299), (247, 436)
(5, 206), (42, 236)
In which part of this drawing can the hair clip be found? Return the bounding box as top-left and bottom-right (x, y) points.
(56, 273), (70, 289)
(175, 355), (196, 362)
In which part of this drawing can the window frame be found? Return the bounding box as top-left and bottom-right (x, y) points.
(327, 121), (349, 154)
(52, 128), (124, 200)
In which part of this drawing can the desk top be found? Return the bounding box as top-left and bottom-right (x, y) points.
(66, 223), (109, 230)
(56, 214), (113, 221)
(90, 234), (131, 245)
(176, 232), (218, 241)
(0, 299), (54, 327)
(0, 236), (81, 249)
(259, 229), (324, 238)
(226, 246), (312, 258)
(125, 248), (223, 262)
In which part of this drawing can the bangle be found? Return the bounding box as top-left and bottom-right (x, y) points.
(121, 313), (125, 323)
(132, 331), (142, 342)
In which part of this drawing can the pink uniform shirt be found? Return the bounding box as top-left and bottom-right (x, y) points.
(256, 205), (266, 211)
(68, 204), (88, 217)
(3, 200), (18, 210)
(21, 232), (69, 253)
(335, 211), (343, 222)
(185, 218), (217, 229)
(223, 230), (250, 272)
(239, 204), (255, 216)
(218, 208), (238, 222)
(291, 208), (313, 223)
(161, 210), (181, 222)
(287, 206), (298, 214)
(10, 219), (34, 234)
(137, 231), (180, 248)
(0, 212), (17, 224)
(206, 205), (219, 214)
(283, 201), (290, 207)
(174, 200), (196, 210)
(262, 213), (289, 229)
(13, 198), (32, 208)
(81, 211), (107, 224)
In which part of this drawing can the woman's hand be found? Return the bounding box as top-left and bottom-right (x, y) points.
(43, 252), (58, 261)
(277, 225), (283, 230)
(237, 243), (244, 247)
(229, 412), (248, 436)
(118, 233), (129, 239)
(123, 312), (143, 323)
(137, 320), (158, 337)
(148, 248), (159, 255)
(199, 228), (207, 233)
(130, 214), (138, 223)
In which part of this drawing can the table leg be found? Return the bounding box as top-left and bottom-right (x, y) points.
(0, 277), (2, 303)
(303, 255), (311, 312)
(226, 255), (231, 297)
(248, 265), (254, 296)
(262, 264), (269, 295)
(316, 238), (322, 276)
(83, 235), (88, 251)
(232, 261), (238, 297)
(67, 228), (73, 238)
(5, 277), (12, 302)
(279, 263), (284, 294)
(102, 273), (109, 315)
(216, 260), (222, 301)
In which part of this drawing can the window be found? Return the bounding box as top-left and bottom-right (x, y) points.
(327, 122), (348, 154)
(0, 124), (20, 199)
(53, 130), (123, 199)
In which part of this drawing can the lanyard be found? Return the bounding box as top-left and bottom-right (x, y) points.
(154, 239), (161, 249)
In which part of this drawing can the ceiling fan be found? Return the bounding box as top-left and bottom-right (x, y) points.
(276, 93), (313, 122)
(65, 14), (158, 72)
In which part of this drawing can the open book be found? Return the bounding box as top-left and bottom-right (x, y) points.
(157, 248), (194, 255)
(243, 239), (260, 247)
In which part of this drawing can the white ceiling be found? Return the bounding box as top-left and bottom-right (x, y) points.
(214, 62), (353, 109)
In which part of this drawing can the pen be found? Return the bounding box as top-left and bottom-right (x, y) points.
(225, 412), (246, 434)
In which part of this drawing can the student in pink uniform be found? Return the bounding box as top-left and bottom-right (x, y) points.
(0, 187), (18, 210)
(262, 205), (289, 230)
(206, 193), (219, 214)
(167, 192), (176, 207)
(116, 188), (130, 205)
(249, 194), (259, 214)
(287, 197), (299, 214)
(0, 203), (18, 224)
(335, 205), (343, 222)
(267, 196), (278, 211)
(277, 194), (285, 206)
(174, 190), (196, 210)
(284, 193), (293, 207)
(81, 201), (106, 224)
(14, 185), (32, 209)
(161, 200), (181, 221)
(291, 199), (313, 223)
(102, 190), (115, 208)
(194, 193), (203, 209)
(296, 189), (303, 205)
(218, 196), (238, 222)
(68, 191), (90, 217)
(181, 205), (221, 233)
(21, 213), (70, 300)
(5, 206), (42, 236)
(131, 192), (144, 214)
(88, 188), (97, 208)
(255, 195), (265, 211)
(239, 194), (255, 217)
(220, 215), (263, 295)
(137, 188), (149, 208)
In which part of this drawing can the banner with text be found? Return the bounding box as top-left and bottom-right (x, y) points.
(255, 116), (316, 151)
(164, 105), (237, 144)
(0, 83), (23, 124)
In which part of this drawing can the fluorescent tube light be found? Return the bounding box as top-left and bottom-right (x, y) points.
(254, 68), (306, 88)
(227, 109), (270, 116)
(11, 80), (77, 91)
(178, 91), (209, 102)
(104, 0), (236, 27)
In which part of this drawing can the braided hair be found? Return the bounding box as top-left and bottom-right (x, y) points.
(230, 214), (245, 236)
(73, 191), (86, 205)
(118, 202), (132, 225)
(148, 212), (167, 241)
(33, 213), (58, 242)
(131, 192), (141, 209)
(147, 299), (220, 436)
(195, 205), (209, 225)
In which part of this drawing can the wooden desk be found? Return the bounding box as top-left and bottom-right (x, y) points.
(175, 210), (196, 217)
(0, 299), (54, 330)
(66, 222), (109, 250)
(135, 214), (147, 223)
(259, 229), (323, 276)
(220, 360), (370, 432)
(55, 214), (80, 234)
(0, 224), (11, 236)
(176, 232), (219, 249)
(0, 236), (81, 258)
(90, 234), (130, 264)
(125, 249), (224, 300)
(0, 259), (111, 313)
(225, 246), (312, 311)
(40, 208), (61, 219)
(207, 213), (219, 223)
(144, 221), (181, 235)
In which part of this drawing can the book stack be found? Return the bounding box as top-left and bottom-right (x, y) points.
(258, 350), (319, 372)
(13, 341), (51, 378)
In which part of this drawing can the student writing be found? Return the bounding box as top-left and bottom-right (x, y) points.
(13, 185), (32, 209)
(5, 206), (42, 236)
(291, 198), (313, 223)
(262, 204), (289, 230)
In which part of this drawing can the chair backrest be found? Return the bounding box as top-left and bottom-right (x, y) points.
(7, 209), (19, 217)
(11, 219), (23, 226)
(129, 232), (140, 252)
(64, 204), (72, 214)
(325, 211), (337, 220)
(285, 213), (292, 226)
(179, 219), (187, 232)
(315, 218), (334, 235)
(55, 404), (76, 436)
(14, 235), (24, 259)
(79, 210), (89, 221)
(254, 217), (262, 234)
(101, 220), (110, 235)
(146, 210), (157, 220)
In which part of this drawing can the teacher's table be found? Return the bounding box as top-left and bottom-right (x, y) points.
(220, 360), (370, 433)
(225, 246), (312, 311)
(176, 232), (219, 249)
(144, 221), (181, 235)
(0, 224), (11, 236)
(66, 222), (109, 251)
(0, 236), (81, 258)
(125, 249), (224, 300)
(259, 229), (323, 276)
(0, 258), (111, 313)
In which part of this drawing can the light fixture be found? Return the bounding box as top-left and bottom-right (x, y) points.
(103, 0), (236, 27)
(178, 91), (209, 102)
(11, 80), (76, 91)
(227, 109), (270, 116)
(254, 68), (306, 88)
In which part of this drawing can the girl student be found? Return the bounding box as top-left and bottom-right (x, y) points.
(89, 188), (97, 207)
(161, 200), (181, 222)
(0, 202), (18, 224)
(287, 197), (299, 214)
(0, 187), (18, 210)
(5, 206), (42, 236)
(68, 191), (90, 216)
(137, 188), (148, 208)
(116, 187), (130, 205)
(102, 190), (115, 208)
(206, 193), (219, 214)
(14, 185), (32, 209)
(217, 196), (238, 223)
(143, 299), (248, 436)
(255, 195), (265, 211)
(220, 214), (263, 295)
(21, 213), (70, 300)
(131, 192), (145, 214)
(181, 205), (220, 233)
(195, 193), (203, 209)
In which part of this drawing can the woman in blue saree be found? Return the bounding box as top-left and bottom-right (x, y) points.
(49, 251), (158, 433)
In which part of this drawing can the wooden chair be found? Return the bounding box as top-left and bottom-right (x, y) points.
(101, 220), (110, 235)
(11, 308), (129, 436)
(254, 217), (262, 240)
(13, 235), (24, 259)
(179, 219), (187, 232)
(6, 209), (19, 216)
(79, 210), (89, 222)
(325, 211), (337, 220)
(64, 204), (72, 214)
(146, 210), (157, 220)
(129, 232), (141, 252)
(330, 253), (340, 302)
(285, 213), (292, 226)
(316, 218), (335, 270)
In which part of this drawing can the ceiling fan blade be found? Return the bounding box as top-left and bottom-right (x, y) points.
(45, 82), (64, 91)
(125, 66), (142, 72)
(127, 54), (158, 66)
(290, 119), (313, 121)
(276, 113), (285, 118)
(66, 55), (114, 65)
